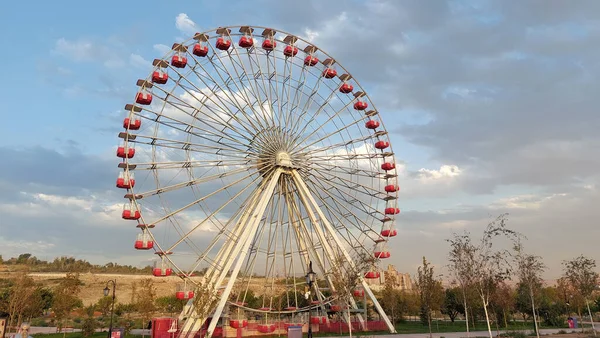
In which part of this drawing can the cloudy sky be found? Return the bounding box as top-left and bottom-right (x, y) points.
(0, 0), (598, 281)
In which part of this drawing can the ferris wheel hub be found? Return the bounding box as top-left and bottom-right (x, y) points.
(275, 151), (293, 168)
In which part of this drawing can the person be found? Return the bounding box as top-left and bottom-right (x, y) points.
(13, 323), (33, 338)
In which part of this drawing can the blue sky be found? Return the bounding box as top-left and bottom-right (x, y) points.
(0, 0), (599, 280)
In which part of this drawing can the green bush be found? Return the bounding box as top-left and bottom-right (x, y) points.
(30, 318), (49, 327)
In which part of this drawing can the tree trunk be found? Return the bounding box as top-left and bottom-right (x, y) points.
(347, 307), (353, 338)
(586, 299), (597, 337)
(481, 296), (493, 338)
(530, 288), (540, 338)
(462, 289), (470, 337)
(427, 309), (433, 338)
(503, 308), (508, 328)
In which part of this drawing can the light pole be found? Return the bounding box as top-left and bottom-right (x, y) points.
(305, 261), (316, 338)
(103, 280), (117, 338)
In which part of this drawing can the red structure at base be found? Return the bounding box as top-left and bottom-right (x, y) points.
(150, 317), (390, 338)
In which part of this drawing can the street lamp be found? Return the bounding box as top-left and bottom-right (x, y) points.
(305, 261), (316, 338)
(103, 280), (117, 338)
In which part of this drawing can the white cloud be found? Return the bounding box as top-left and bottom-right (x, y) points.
(129, 53), (150, 69)
(153, 44), (171, 55)
(417, 164), (462, 182)
(52, 37), (125, 69)
(53, 38), (96, 61)
(175, 13), (199, 35)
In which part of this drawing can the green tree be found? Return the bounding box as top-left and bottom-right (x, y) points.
(329, 251), (376, 337)
(81, 305), (97, 337)
(489, 282), (515, 329)
(514, 239), (546, 338)
(441, 287), (464, 323)
(134, 278), (156, 338)
(5, 272), (38, 332)
(471, 214), (518, 338)
(379, 277), (401, 324)
(563, 255), (599, 336)
(415, 256), (444, 338)
(53, 272), (82, 333)
(96, 296), (114, 316)
(447, 230), (477, 335)
(155, 296), (186, 316)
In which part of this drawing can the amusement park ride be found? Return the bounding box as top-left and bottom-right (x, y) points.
(115, 25), (400, 338)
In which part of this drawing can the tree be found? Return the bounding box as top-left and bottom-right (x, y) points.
(472, 214), (518, 338)
(96, 296), (114, 316)
(563, 255), (599, 336)
(81, 305), (97, 337)
(415, 257), (444, 338)
(329, 251), (375, 338)
(514, 239), (546, 338)
(380, 276), (401, 324)
(447, 230), (477, 336)
(134, 278), (156, 338)
(441, 287), (464, 323)
(490, 282), (514, 328)
(53, 272), (82, 333)
(448, 214), (518, 338)
(155, 296), (186, 316)
(5, 272), (38, 332)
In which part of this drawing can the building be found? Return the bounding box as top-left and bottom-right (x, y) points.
(364, 264), (413, 291)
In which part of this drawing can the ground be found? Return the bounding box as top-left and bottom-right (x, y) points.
(3, 272), (275, 306)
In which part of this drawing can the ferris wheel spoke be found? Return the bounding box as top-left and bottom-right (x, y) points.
(282, 63), (308, 137)
(167, 66), (260, 143)
(165, 77), (259, 142)
(129, 131), (256, 157)
(149, 76), (255, 141)
(295, 116), (375, 155)
(303, 174), (381, 245)
(225, 38), (278, 133)
(124, 158), (252, 170)
(287, 80), (350, 146)
(306, 171), (383, 223)
(307, 152), (388, 161)
(187, 176), (273, 282)
(310, 161), (385, 179)
(286, 70), (326, 142)
(146, 169), (262, 230)
(132, 141), (252, 161)
(134, 167), (251, 199)
(203, 43), (272, 134)
(290, 100), (355, 151)
(196, 163), (280, 276)
(282, 56), (296, 131)
(163, 168), (273, 257)
(243, 39), (279, 131)
(308, 167), (388, 204)
(135, 107), (251, 150)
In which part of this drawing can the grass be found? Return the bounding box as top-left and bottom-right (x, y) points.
(30, 320), (563, 338)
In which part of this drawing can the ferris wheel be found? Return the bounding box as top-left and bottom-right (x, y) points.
(115, 25), (400, 337)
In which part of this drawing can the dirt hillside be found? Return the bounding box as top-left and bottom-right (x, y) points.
(3, 272), (273, 306)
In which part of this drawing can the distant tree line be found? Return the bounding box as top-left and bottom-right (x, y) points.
(0, 253), (153, 274)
